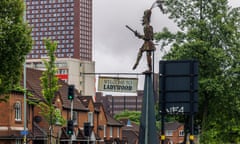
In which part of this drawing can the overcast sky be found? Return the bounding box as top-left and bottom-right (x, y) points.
(93, 0), (240, 93)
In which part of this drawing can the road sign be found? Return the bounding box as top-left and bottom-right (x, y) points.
(159, 60), (198, 114)
(98, 76), (138, 93)
(20, 130), (28, 135)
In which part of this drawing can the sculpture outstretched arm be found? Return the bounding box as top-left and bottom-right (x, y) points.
(126, 25), (143, 39)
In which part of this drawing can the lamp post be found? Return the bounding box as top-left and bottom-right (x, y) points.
(23, 1), (27, 143)
(23, 62), (27, 144)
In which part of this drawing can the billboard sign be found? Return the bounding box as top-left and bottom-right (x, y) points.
(98, 76), (138, 93)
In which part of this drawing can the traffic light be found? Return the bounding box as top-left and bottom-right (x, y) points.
(68, 85), (74, 100)
(67, 120), (74, 135)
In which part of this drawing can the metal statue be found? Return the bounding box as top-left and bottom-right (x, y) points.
(126, 9), (155, 72)
(126, 0), (164, 72)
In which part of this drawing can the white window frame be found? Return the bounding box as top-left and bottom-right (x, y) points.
(16, 139), (22, 144)
(14, 101), (22, 121)
(103, 125), (106, 138)
(179, 130), (184, 136)
(88, 112), (93, 126)
(165, 130), (173, 136)
(109, 126), (113, 138)
(117, 127), (120, 138)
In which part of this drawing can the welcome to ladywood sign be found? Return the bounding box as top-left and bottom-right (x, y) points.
(98, 76), (138, 93)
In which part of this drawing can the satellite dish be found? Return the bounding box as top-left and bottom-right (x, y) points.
(34, 116), (42, 123)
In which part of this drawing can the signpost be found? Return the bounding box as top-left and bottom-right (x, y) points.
(159, 60), (198, 144)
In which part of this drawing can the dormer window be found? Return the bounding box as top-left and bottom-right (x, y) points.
(14, 101), (22, 121)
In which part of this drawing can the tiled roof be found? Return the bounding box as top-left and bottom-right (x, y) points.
(165, 121), (183, 130)
(22, 68), (87, 111)
(60, 127), (85, 140)
(93, 102), (123, 126)
(121, 119), (139, 144)
(93, 102), (102, 112)
(122, 130), (138, 144)
(21, 68), (124, 137)
(106, 115), (123, 126)
(120, 119), (139, 132)
(78, 96), (93, 108)
(32, 122), (47, 138)
(57, 81), (87, 111)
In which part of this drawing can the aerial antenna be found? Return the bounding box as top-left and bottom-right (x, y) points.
(150, 0), (165, 13)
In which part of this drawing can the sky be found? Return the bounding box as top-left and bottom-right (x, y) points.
(93, 0), (240, 93)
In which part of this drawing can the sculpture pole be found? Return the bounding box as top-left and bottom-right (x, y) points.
(126, 1), (165, 143)
(139, 73), (159, 144)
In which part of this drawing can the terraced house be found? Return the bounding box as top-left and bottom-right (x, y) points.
(0, 68), (125, 144)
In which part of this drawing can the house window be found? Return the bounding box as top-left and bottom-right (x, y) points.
(73, 111), (78, 125)
(14, 101), (22, 121)
(165, 130), (173, 136)
(16, 139), (22, 144)
(103, 125), (106, 137)
(179, 130), (184, 136)
(117, 127), (120, 138)
(109, 126), (113, 137)
(88, 112), (93, 126)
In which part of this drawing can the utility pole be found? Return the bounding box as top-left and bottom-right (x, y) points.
(23, 57), (27, 144)
(70, 99), (73, 144)
(23, 0), (27, 143)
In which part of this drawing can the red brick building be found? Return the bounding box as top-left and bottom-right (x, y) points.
(0, 68), (125, 144)
(164, 122), (184, 144)
(25, 0), (92, 61)
(25, 0), (95, 98)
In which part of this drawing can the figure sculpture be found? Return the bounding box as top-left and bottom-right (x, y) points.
(126, 0), (164, 73)
(126, 9), (155, 72)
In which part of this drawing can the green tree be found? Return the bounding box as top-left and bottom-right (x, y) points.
(38, 39), (64, 144)
(0, 0), (32, 99)
(155, 0), (240, 143)
(114, 108), (162, 131)
(114, 110), (141, 125)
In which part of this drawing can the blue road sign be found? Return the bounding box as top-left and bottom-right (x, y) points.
(20, 130), (28, 135)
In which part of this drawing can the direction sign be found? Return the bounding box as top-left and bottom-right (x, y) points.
(159, 60), (198, 114)
(20, 130), (28, 135)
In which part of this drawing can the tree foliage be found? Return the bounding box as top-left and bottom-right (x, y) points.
(115, 107), (162, 131)
(155, 0), (240, 143)
(40, 39), (64, 123)
(39, 39), (64, 143)
(114, 110), (141, 125)
(0, 0), (32, 98)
